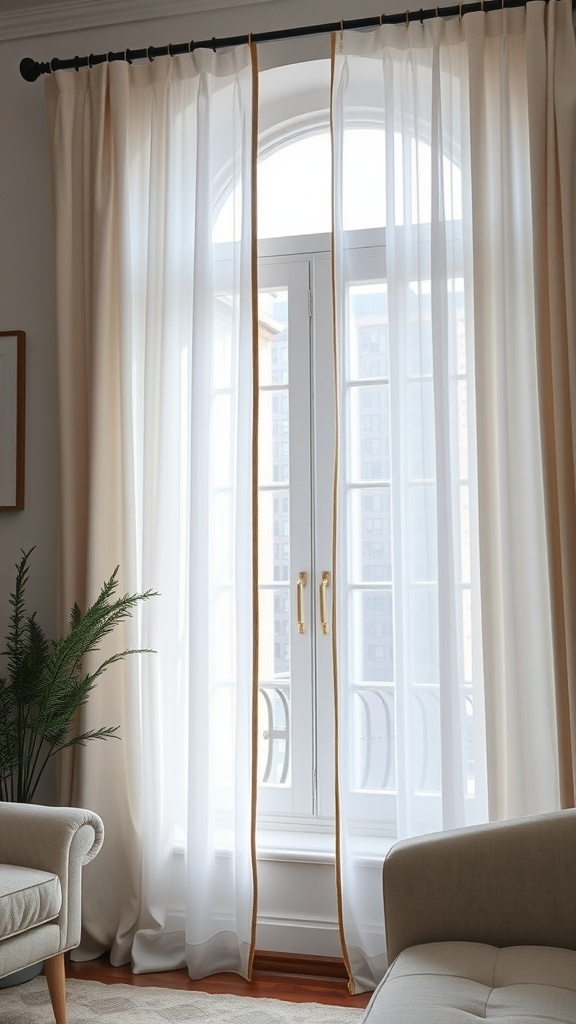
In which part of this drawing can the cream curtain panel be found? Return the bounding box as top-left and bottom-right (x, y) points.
(331, 0), (576, 991)
(45, 48), (259, 978)
(464, 0), (570, 821)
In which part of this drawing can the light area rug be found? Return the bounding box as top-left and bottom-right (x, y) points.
(0, 977), (367, 1023)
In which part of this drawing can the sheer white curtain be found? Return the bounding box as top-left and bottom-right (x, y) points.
(331, 18), (487, 992)
(45, 47), (259, 978)
(331, 0), (573, 993)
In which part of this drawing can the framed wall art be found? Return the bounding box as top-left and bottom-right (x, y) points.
(0, 331), (25, 510)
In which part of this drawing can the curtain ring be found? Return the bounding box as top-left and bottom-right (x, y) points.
(211, 37), (217, 52)
(188, 40), (194, 53)
(379, 12), (384, 25)
(459, 1), (463, 21)
(248, 32), (252, 46)
(406, 9), (410, 27)
(147, 46), (155, 62)
(420, 8), (424, 23)
(88, 53), (95, 67)
(125, 48), (133, 64)
(73, 55), (81, 71)
(435, 6), (439, 16)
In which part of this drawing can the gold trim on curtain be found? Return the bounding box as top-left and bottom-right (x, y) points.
(248, 39), (260, 982)
(329, 30), (355, 998)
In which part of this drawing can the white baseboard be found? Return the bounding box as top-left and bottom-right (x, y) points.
(255, 913), (342, 958)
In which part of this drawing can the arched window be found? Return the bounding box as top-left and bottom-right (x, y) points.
(214, 58), (481, 841)
(214, 59), (462, 243)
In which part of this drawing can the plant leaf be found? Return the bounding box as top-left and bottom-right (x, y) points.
(0, 550), (157, 801)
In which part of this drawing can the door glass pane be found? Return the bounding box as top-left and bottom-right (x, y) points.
(345, 276), (397, 807)
(342, 264), (482, 827)
(351, 683), (396, 790)
(258, 289), (291, 788)
(348, 283), (389, 379)
(349, 488), (392, 584)
(348, 386), (391, 482)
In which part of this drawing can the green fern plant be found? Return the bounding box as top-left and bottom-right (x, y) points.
(0, 548), (155, 803)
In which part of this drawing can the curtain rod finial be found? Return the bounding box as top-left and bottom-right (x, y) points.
(20, 57), (43, 81)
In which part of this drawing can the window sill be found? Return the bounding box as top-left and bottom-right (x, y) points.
(256, 825), (397, 866)
(257, 828), (336, 864)
(174, 825), (396, 866)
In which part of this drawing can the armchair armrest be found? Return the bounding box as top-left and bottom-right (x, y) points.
(0, 802), (103, 869)
(383, 808), (576, 963)
(0, 802), (104, 951)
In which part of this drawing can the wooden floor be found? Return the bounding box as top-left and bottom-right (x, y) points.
(65, 950), (372, 1009)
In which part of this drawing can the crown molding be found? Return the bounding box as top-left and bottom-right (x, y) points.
(1, 0), (273, 43)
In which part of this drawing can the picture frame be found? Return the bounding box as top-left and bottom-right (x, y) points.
(0, 331), (26, 510)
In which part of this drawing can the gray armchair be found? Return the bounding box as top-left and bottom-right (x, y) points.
(0, 801), (104, 1024)
(363, 809), (576, 1023)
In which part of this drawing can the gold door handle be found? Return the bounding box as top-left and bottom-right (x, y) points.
(297, 571), (307, 634)
(320, 571), (331, 635)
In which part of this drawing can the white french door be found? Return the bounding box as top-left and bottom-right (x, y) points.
(255, 231), (484, 840)
(255, 239), (403, 834)
(256, 248), (335, 825)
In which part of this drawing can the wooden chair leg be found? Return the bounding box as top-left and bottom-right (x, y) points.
(44, 953), (67, 1024)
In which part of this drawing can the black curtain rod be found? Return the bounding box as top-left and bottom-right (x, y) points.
(19, 0), (564, 82)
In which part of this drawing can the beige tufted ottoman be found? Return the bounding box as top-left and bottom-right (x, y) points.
(364, 942), (576, 1023)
